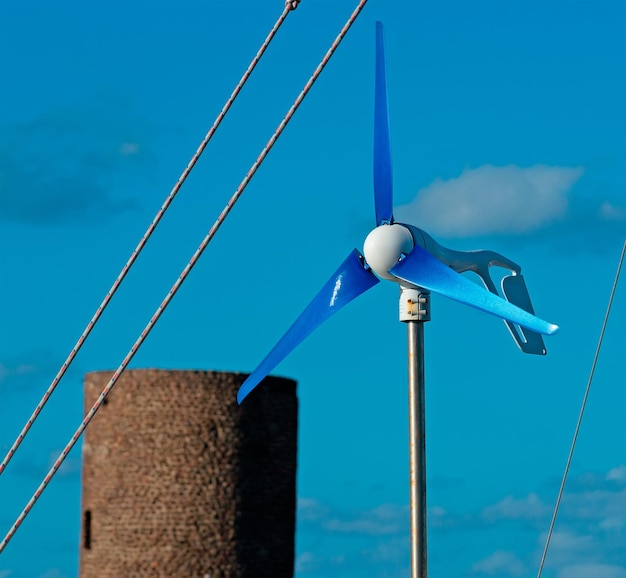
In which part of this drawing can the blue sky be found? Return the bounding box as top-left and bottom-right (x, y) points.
(0, 1), (625, 577)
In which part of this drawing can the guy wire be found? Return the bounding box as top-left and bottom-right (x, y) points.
(537, 239), (626, 578)
(0, 1), (297, 477)
(0, 0), (369, 553)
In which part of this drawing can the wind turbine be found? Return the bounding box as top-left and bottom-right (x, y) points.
(237, 21), (558, 578)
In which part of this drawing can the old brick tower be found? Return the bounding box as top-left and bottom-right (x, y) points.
(79, 369), (298, 578)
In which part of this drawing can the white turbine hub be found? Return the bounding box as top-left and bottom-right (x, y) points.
(363, 224), (414, 281)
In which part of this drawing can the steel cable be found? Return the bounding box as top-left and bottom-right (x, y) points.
(0, 0), (369, 552)
(537, 239), (626, 578)
(0, 1), (296, 477)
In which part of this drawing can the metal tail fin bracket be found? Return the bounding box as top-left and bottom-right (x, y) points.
(501, 273), (548, 354)
(427, 241), (550, 355)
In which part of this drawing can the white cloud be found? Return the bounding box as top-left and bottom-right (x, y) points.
(599, 201), (626, 221)
(0, 92), (154, 225)
(119, 142), (140, 156)
(0, 361), (37, 385)
(298, 498), (409, 537)
(364, 538), (410, 565)
(295, 500), (411, 575)
(556, 563), (626, 578)
(48, 449), (81, 477)
(429, 505), (447, 517)
(471, 550), (525, 576)
(39, 571), (69, 578)
(599, 516), (625, 532)
(530, 471), (626, 570)
(295, 550), (348, 575)
(607, 465), (626, 483)
(535, 530), (597, 569)
(395, 164), (583, 237)
(562, 488), (626, 523)
(428, 504), (472, 529)
(323, 504), (408, 536)
(297, 497), (329, 522)
(296, 467), (626, 576)
(481, 492), (550, 522)
(0, 351), (63, 393)
(543, 529), (594, 552)
(295, 551), (319, 574)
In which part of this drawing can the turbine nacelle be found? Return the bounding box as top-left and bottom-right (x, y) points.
(363, 224), (413, 281)
(362, 222), (498, 289)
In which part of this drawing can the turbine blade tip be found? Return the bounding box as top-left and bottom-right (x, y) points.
(547, 323), (560, 335)
(237, 378), (257, 404)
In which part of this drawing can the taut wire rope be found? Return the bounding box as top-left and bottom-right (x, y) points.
(0, 0), (298, 477)
(0, 0), (369, 552)
(536, 239), (626, 578)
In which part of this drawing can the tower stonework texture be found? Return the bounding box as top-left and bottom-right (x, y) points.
(80, 369), (297, 578)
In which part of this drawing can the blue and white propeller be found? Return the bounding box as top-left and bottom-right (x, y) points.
(238, 22), (558, 404)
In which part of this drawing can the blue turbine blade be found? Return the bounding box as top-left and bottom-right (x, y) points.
(390, 246), (559, 335)
(374, 21), (394, 226)
(238, 250), (379, 403)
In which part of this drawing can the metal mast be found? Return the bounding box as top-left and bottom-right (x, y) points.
(402, 287), (430, 578)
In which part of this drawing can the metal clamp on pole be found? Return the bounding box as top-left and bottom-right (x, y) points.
(400, 286), (431, 323)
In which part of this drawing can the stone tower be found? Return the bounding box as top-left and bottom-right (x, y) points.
(79, 369), (297, 578)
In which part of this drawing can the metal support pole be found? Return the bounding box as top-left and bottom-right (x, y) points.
(408, 319), (427, 578)
(400, 286), (430, 578)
